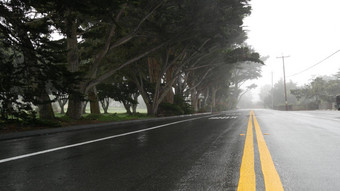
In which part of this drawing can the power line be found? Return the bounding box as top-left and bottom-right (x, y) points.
(288, 49), (340, 77)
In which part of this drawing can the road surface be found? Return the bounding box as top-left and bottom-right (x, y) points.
(0, 109), (340, 190)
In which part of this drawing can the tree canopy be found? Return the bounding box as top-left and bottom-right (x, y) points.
(0, 0), (263, 122)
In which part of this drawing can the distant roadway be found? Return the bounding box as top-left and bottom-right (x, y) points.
(1, 109), (340, 190)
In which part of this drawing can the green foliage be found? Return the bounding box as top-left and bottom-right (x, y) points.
(214, 104), (228, 112)
(1, 0), (259, 121)
(174, 95), (194, 114)
(158, 95), (194, 116)
(83, 113), (150, 121)
(0, 1), (80, 122)
(198, 107), (210, 113)
(158, 103), (184, 116)
(29, 119), (62, 128)
(290, 76), (340, 109)
(83, 113), (102, 120)
(97, 74), (139, 114)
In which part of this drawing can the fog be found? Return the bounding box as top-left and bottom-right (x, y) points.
(243, 0), (340, 102)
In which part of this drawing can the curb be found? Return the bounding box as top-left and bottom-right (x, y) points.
(0, 112), (212, 141)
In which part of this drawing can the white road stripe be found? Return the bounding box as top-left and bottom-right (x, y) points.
(209, 116), (239, 120)
(0, 115), (212, 164)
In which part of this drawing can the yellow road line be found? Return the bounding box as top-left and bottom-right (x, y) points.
(252, 111), (284, 191)
(237, 114), (256, 191)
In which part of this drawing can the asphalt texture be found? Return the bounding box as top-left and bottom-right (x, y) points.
(0, 109), (340, 190)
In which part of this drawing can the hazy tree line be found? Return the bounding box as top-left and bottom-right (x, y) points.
(260, 70), (340, 110)
(0, 0), (262, 123)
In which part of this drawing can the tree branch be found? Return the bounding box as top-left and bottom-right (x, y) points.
(85, 42), (166, 92)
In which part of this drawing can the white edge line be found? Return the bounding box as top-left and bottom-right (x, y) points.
(0, 115), (213, 164)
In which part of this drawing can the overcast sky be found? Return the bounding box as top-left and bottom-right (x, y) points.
(243, 0), (340, 99)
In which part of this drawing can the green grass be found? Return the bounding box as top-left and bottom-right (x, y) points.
(1, 109), (150, 132)
(83, 107), (147, 114)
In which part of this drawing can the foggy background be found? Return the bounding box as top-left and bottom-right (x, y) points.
(242, 0), (340, 103)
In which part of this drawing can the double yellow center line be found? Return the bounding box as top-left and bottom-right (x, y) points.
(237, 111), (284, 191)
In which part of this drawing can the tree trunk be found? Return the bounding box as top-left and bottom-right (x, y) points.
(132, 94), (138, 114)
(175, 75), (185, 96)
(66, 93), (83, 119)
(133, 58), (171, 116)
(148, 57), (160, 83)
(163, 88), (174, 104)
(190, 89), (198, 112)
(65, 11), (79, 73)
(88, 87), (101, 114)
(133, 76), (153, 116)
(146, 104), (153, 116)
(163, 66), (174, 104)
(203, 88), (209, 108)
(100, 98), (110, 114)
(103, 103), (109, 114)
(65, 14), (82, 119)
(151, 102), (160, 116)
(198, 98), (202, 110)
(82, 101), (88, 114)
(57, 97), (67, 114)
(60, 103), (65, 114)
(123, 102), (132, 115)
(132, 104), (137, 114)
(211, 87), (218, 110)
(37, 90), (55, 120)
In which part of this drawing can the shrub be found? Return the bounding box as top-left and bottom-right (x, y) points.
(174, 95), (193, 114)
(83, 113), (102, 120)
(158, 102), (184, 116)
(33, 119), (62, 127)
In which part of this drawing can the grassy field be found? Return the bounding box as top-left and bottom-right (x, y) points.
(0, 107), (150, 133)
(88, 107), (148, 114)
(55, 107), (150, 122)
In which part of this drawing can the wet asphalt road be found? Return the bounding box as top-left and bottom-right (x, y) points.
(0, 109), (340, 190)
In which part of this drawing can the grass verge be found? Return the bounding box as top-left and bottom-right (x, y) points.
(1, 113), (152, 134)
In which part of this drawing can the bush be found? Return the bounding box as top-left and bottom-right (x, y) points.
(83, 113), (102, 120)
(198, 106), (210, 113)
(158, 102), (184, 116)
(174, 95), (193, 114)
(213, 104), (227, 112)
(33, 119), (62, 127)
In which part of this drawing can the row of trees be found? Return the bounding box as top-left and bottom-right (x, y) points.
(260, 79), (298, 109)
(260, 70), (340, 110)
(290, 74), (340, 110)
(0, 0), (262, 122)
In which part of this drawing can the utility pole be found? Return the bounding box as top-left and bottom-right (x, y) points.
(271, 71), (274, 109)
(276, 55), (290, 111)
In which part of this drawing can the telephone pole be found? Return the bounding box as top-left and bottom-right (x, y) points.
(276, 55), (290, 111)
(271, 71), (274, 109)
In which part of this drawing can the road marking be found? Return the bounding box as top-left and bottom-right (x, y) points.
(208, 116), (237, 120)
(253, 111), (284, 191)
(0, 115), (212, 164)
(209, 117), (218, 119)
(237, 111), (284, 191)
(240, 134), (245, 136)
(237, 114), (256, 191)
